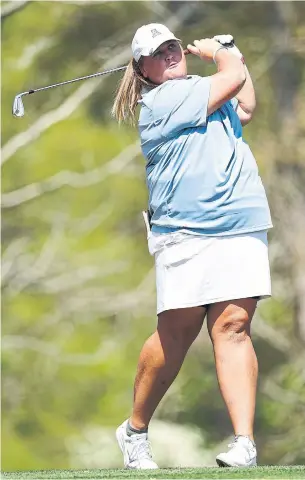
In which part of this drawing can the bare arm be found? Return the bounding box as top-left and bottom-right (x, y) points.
(210, 35), (256, 126)
(208, 48), (246, 116)
(235, 65), (256, 126)
(187, 39), (246, 116)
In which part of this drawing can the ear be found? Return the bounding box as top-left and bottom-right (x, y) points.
(139, 59), (148, 78)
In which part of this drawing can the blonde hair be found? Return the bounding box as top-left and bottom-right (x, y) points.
(112, 58), (155, 125)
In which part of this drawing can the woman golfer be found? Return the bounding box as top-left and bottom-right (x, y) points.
(112, 23), (272, 469)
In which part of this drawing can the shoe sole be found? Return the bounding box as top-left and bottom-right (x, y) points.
(216, 458), (257, 468)
(216, 459), (231, 468)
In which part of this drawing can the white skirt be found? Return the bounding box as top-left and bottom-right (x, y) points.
(148, 230), (272, 315)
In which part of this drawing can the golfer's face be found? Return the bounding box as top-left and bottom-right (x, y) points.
(141, 40), (187, 84)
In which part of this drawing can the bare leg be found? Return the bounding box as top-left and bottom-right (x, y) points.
(130, 306), (206, 430)
(207, 298), (258, 441)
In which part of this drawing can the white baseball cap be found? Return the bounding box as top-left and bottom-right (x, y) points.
(132, 23), (180, 62)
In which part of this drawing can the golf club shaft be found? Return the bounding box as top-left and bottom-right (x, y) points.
(25, 49), (190, 96)
(26, 66), (128, 95)
(12, 48), (191, 117)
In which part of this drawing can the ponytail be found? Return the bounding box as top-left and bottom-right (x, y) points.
(111, 58), (155, 125)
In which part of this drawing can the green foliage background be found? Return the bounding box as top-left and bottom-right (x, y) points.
(2, 0), (305, 472)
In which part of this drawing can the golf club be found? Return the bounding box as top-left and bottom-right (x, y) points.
(12, 48), (191, 118)
(12, 65), (129, 118)
(12, 39), (236, 118)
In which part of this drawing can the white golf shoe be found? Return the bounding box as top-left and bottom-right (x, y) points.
(216, 435), (257, 467)
(116, 419), (159, 469)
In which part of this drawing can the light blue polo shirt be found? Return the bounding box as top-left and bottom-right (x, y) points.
(138, 75), (272, 235)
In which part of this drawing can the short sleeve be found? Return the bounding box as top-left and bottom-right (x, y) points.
(151, 76), (211, 138)
(229, 97), (239, 111)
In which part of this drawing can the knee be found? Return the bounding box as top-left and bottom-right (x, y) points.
(209, 305), (251, 344)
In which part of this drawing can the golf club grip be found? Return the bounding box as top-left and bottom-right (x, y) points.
(183, 41), (234, 57)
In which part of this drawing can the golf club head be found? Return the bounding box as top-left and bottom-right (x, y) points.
(12, 94), (25, 117)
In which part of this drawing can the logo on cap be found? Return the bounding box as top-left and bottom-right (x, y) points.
(151, 28), (161, 38)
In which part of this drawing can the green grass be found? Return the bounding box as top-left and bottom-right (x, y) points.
(2, 466), (305, 479)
